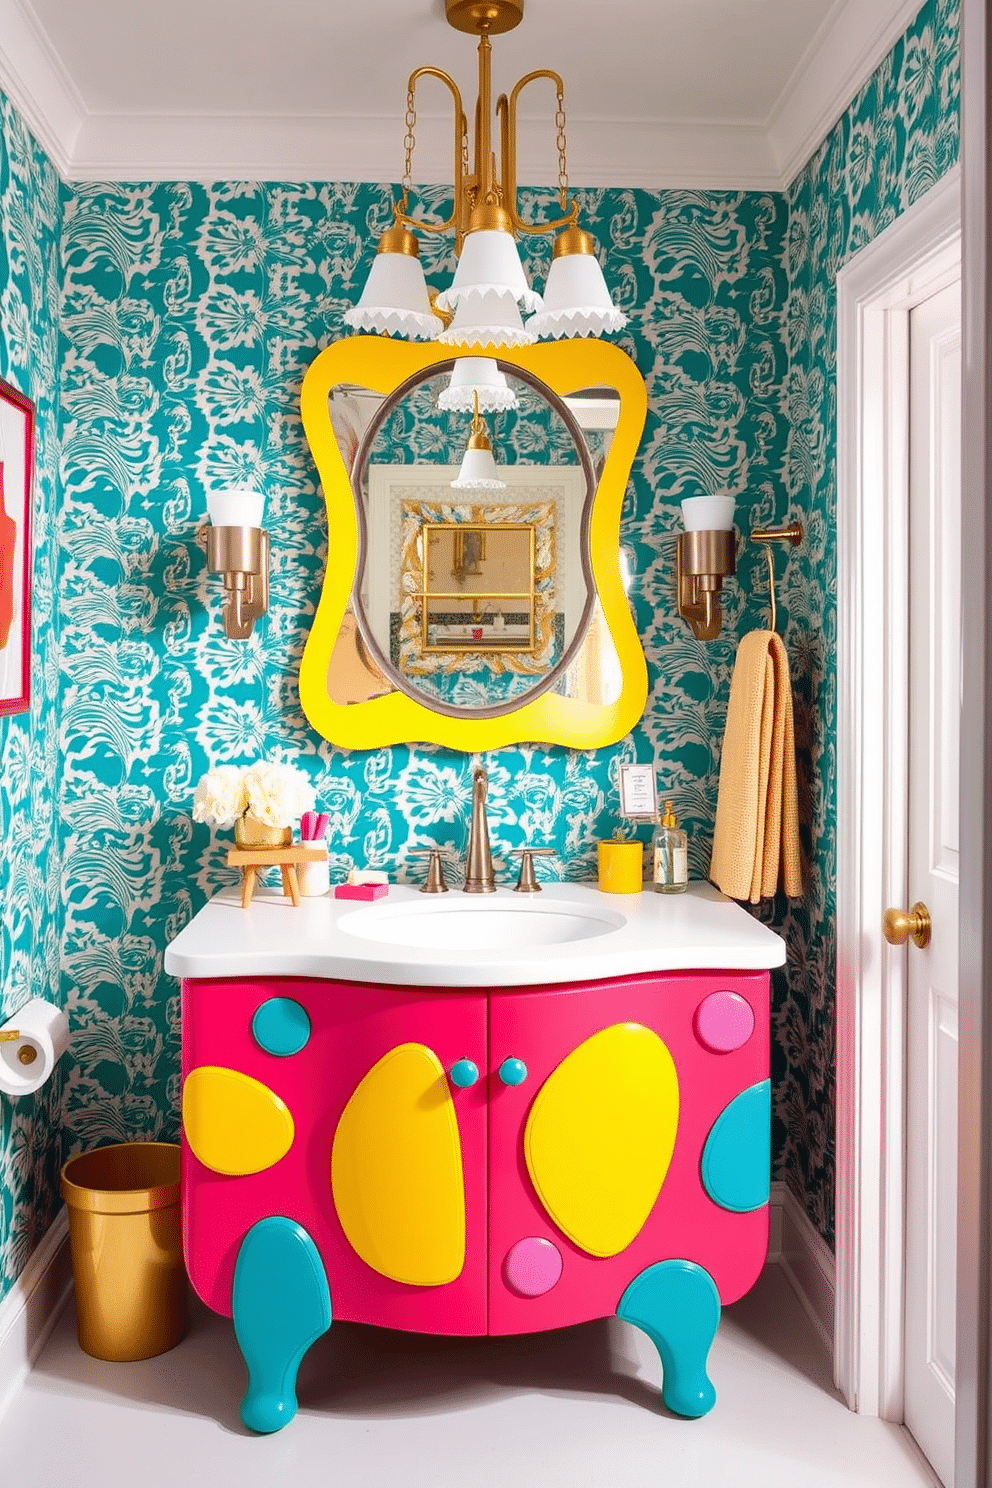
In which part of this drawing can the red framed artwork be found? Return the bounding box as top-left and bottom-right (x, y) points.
(0, 376), (34, 718)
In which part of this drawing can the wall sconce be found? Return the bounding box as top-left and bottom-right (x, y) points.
(203, 488), (269, 640)
(676, 495), (737, 640)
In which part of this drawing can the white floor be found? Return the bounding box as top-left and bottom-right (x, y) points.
(5, 1266), (938, 1488)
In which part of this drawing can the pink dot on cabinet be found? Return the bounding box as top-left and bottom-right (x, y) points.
(504, 1237), (563, 1297)
(694, 991), (755, 1053)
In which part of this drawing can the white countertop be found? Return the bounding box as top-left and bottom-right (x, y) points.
(163, 880), (786, 988)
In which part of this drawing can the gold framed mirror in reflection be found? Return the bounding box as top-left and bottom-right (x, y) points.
(420, 522), (537, 655)
(299, 339), (647, 751)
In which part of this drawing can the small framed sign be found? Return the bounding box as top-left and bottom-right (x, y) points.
(0, 376), (34, 719)
(618, 762), (658, 821)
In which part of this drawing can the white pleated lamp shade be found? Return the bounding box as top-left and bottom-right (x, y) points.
(526, 226), (627, 339)
(206, 487), (265, 527)
(438, 358), (518, 413)
(450, 445), (506, 491)
(436, 289), (536, 349)
(434, 208), (541, 314)
(343, 226), (442, 340)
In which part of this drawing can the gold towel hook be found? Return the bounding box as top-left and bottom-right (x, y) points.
(750, 521), (803, 634)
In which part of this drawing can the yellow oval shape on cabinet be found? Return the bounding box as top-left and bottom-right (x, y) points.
(524, 1023), (679, 1258)
(183, 1066), (294, 1176)
(331, 1043), (465, 1286)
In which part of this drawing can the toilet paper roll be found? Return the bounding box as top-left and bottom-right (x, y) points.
(0, 998), (69, 1098)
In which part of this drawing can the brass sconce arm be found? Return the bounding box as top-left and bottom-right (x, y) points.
(206, 525), (269, 640)
(676, 529), (736, 641)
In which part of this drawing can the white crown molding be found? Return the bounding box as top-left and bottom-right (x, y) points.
(66, 110), (781, 191)
(0, 0), (927, 192)
(0, 0), (83, 178)
(768, 0), (926, 187)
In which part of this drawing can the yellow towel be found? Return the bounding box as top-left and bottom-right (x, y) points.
(710, 630), (802, 903)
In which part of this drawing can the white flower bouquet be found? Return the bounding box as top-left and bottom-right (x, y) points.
(193, 761), (315, 830)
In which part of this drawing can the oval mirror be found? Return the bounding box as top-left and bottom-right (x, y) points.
(299, 340), (647, 751)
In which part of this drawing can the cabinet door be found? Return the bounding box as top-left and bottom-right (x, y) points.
(182, 977), (488, 1335)
(487, 971), (770, 1335)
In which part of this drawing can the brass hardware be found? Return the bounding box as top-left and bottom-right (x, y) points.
(206, 525), (269, 640)
(676, 529), (737, 641)
(18, 1045), (37, 1066)
(411, 847), (451, 894)
(749, 520), (803, 633)
(750, 520), (803, 547)
(883, 901), (932, 950)
(465, 766), (496, 893)
(393, 0), (579, 256)
(445, 0), (524, 36)
(510, 846), (555, 892)
(0, 1030), (20, 1042)
(377, 224), (421, 258)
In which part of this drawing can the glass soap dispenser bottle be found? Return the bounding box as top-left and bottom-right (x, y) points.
(653, 801), (688, 894)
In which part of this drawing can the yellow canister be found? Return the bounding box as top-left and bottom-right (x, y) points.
(597, 840), (644, 894)
(60, 1142), (187, 1362)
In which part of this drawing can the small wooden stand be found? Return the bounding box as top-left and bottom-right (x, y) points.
(227, 846), (327, 909)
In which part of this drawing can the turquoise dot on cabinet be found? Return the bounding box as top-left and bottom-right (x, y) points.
(252, 998), (311, 1057)
(701, 1079), (771, 1213)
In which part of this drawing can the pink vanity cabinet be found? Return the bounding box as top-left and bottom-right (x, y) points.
(178, 957), (772, 1434)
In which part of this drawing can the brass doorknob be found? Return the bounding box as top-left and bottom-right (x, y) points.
(883, 902), (932, 950)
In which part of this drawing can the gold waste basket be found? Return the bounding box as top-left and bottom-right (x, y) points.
(60, 1142), (187, 1362)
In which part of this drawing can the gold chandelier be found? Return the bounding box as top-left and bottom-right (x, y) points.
(344, 0), (627, 348)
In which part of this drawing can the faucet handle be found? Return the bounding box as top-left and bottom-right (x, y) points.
(510, 847), (556, 894)
(410, 847), (451, 894)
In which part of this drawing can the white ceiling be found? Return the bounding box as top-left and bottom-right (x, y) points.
(0, 0), (922, 189)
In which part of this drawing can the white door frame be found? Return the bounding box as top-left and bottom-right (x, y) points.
(835, 165), (961, 1418)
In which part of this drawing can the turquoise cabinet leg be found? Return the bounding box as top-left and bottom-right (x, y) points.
(617, 1260), (721, 1418)
(233, 1216), (332, 1434)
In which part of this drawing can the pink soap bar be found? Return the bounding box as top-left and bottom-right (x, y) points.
(334, 883), (388, 901)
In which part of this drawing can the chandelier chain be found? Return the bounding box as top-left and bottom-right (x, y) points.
(555, 87), (569, 211)
(401, 87), (418, 213)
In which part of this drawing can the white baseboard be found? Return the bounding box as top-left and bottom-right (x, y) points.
(0, 1208), (73, 1423)
(768, 1180), (836, 1357)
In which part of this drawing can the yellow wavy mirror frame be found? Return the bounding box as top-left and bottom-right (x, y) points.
(299, 338), (647, 752)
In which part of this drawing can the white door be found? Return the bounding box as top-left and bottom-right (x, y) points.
(903, 278), (961, 1488)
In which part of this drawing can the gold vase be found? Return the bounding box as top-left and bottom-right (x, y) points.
(234, 817), (292, 849)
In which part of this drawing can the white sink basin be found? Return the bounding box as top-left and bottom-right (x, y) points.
(337, 899), (627, 951)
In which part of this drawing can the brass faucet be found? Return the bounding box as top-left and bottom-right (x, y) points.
(464, 766), (496, 893)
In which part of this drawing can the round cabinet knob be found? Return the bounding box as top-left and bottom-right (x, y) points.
(449, 1058), (479, 1088)
(883, 901), (932, 949)
(498, 1057), (528, 1087)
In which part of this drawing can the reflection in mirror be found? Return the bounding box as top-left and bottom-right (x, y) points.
(326, 364), (626, 720)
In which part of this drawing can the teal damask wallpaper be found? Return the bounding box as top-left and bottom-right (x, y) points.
(0, 95), (64, 1291)
(0, 0), (961, 1303)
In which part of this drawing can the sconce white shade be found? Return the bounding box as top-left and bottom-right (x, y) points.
(451, 446), (506, 492)
(526, 227), (627, 339)
(436, 289), (536, 349)
(206, 487), (266, 528)
(434, 228), (541, 315)
(438, 358), (518, 413)
(681, 494), (736, 531)
(343, 236), (441, 340)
